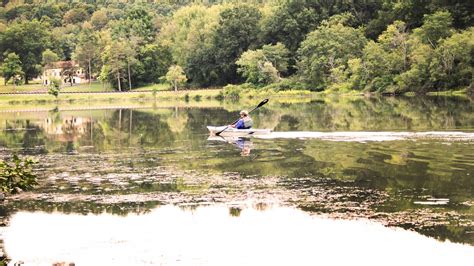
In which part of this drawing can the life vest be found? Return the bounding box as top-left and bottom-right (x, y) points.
(243, 117), (253, 129)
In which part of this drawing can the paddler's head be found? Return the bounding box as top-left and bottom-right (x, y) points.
(240, 110), (249, 117)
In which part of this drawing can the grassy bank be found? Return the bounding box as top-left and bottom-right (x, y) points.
(0, 89), (221, 110)
(0, 86), (326, 114)
(0, 79), (170, 93)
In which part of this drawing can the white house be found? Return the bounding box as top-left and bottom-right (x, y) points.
(42, 61), (87, 86)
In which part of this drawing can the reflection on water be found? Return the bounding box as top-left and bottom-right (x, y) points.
(2, 204), (474, 266)
(0, 96), (473, 249)
(208, 136), (253, 156)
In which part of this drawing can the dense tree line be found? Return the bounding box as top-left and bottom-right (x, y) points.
(0, 0), (472, 93)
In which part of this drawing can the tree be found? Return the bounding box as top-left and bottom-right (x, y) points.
(378, 21), (410, 71)
(42, 49), (59, 69)
(236, 43), (289, 86)
(110, 6), (156, 45)
(413, 11), (454, 48)
(351, 41), (395, 92)
(297, 16), (367, 90)
(134, 44), (172, 85)
(211, 5), (262, 85)
(260, 0), (327, 54)
(63, 7), (90, 25)
(429, 27), (473, 90)
(261, 42), (290, 75)
(32, 4), (64, 27)
(123, 38), (139, 90)
(48, 77), (61, 99)
(165, 65), (187, 92)
(395, 38), (434, 93)
(50, 24), (79, 61)
(236, 49), (268, 85)
(0, 20), (52, 83)
(160, 4), (221, 67)
(100, 41), (127, 91)
(0, 53), (24, 86)
(60, 61), (77, 86)
(91, 9), (108, 30)
(73, 27), (99, 85)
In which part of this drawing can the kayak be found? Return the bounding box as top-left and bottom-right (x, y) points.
(207, 126), (272, 137)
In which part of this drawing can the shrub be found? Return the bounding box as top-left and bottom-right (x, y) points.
(0, 155), (38, 194)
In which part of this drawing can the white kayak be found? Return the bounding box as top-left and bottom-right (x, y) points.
(207, 126), (272, 137)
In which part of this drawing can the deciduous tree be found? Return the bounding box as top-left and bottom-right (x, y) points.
(165, 65), (187, 92)
(0, 53), (24, 86)
(0, 20), (52, 83)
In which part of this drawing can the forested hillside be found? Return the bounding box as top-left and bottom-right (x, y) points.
(0, 0), (472, 94)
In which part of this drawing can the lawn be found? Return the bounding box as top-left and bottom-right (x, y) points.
(0, 77), (44, 93)
(0, 88), (223, 109)
(0, 78), (170, 93)
(60, 82), (114, 92)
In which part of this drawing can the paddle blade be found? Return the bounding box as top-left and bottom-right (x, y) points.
(257, 99), (269, 108)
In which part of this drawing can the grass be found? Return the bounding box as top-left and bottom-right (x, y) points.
(60, 82), (114, 92)
(0, 77), (44, 92)
(132, 83), (169, 92)
(0, 78), (171, 93)
(0, 89), (223, 111)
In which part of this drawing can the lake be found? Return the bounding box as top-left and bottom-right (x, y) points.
(0, 95), (473, 265)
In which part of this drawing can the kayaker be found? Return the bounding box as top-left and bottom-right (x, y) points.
(230, 110), (253, 129)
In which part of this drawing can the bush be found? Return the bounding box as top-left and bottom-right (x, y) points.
(221, 83), (255, 99)
(0, 155), (38, 194)
(193, 94), (202, 101)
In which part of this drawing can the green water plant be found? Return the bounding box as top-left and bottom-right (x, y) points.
(0, 155), (38, 194)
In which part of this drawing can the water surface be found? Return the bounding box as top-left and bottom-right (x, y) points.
(3, 204), (473, 266)
(0, 96), (473, 263)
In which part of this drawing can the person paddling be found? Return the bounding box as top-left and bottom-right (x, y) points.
(230, 110), (253, 129)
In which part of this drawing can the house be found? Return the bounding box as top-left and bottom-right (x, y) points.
(42, 61), (88, 86)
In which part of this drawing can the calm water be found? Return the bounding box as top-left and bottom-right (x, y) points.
(0, 96), (473, 264)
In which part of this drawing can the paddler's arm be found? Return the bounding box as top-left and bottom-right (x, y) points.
(233, 119), (245, 129)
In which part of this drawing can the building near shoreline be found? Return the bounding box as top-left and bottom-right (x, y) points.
(42, 61), (88, 86)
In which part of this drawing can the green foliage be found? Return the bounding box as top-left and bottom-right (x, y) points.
(160, 4), (220, 68)
(134, 44), (172, 86)
(90, 9), (108, 30)
(0, 154), (38, 194)
(413, 11), (454, 47)
(220, 83), (254, 99)
(110, 6), (155, 44)
(42, 49), (59, 69)
(0, 1), (471, 94)
(100, 41), (128, 91)
(429, 27), (473, 90)
(210, 4), (262, 85)
(0, 53), (24, 85)
(48, 78), (61, 98)
(182, 4), (263, 87)
(297, 16), (367, 90)
(72, 26), (100, 81)
(0, 19), (52, 83)
(261, 42), (290, 75)
(260, 0), (327, 54)
(348, 13), (472, 94)
(165, 65), (187, 92)
(63, 7), (90, 25)
(236, 49), (278, 86)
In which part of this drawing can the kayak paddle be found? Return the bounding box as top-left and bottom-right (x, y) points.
(215, 98), (269, 136)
